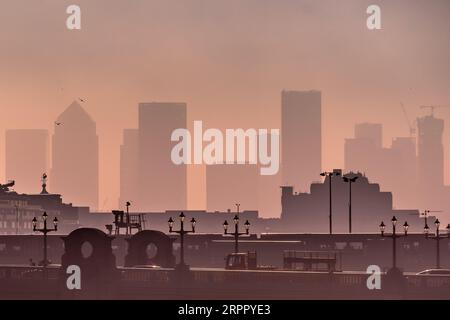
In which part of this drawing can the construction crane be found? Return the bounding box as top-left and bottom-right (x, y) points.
(400, 102), (415, 137)
(420, 105), (450, 117)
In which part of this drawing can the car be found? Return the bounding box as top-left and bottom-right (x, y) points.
(416, 269), (450, 275)
(132, 265), (161, 269)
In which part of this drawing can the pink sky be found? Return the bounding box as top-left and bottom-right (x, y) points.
(1, 0), (450, 216)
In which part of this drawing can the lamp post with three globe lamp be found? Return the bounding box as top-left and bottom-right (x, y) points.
(424, 219), (450, 269)
(223, 215), (250, 253)
(32, 212), (58, 279)
(168, 212), (196, 271)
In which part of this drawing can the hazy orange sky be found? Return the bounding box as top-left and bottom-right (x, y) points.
(1, 0), (450, 215)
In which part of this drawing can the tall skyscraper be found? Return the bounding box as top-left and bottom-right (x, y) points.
(344, 123), (383, 178)
(281, 90), (321, 192)
(345, 123), (419, 208)
(417, 114), (444, 202)
(119, 129), (139, 209)
(51, 101), (99, 209)
(5, 129), (49, 193)
(417, 114), (444, 187)
(206, 163), (258, 212)
(137, 102), (187, 211)
(390, 137), (417, 208)
(355, 123), (382, 148)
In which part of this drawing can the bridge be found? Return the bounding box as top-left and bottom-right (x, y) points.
(0, 264), (449, 299)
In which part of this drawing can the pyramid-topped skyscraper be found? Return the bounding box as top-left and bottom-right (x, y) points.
(51, 101), (99, 210)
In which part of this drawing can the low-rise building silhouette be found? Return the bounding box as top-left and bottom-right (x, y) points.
(280, 169), (426, 233)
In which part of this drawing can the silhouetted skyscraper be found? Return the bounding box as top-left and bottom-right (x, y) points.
(206, 163), (258, 212)
(137, 102), (187, 211)
(345, 123), (383, 178)
(51, 101), (99, 209)
(119, 129), (139, 209)
(417, 115), (444, 188)
(345, 123), (418, 208)
(5, 129), (48, 193)
(258, 131), (281, 217)
(281, 90), (321, 192)
(355, 123), (382, 148)
(390, 137), (417, 207)
(417, 114), (444, 206)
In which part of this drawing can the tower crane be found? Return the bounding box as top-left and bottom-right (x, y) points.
(400, 102), (415, 137)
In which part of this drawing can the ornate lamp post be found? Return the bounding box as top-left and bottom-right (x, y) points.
(343, 175), (358, 234)
(320, 171), (340, 234)
(379, 216), (408, 270)
(424, 219), (450, 269)
(168, 212), (196, 271)
(125, 201), (131, 235)
(223, 215), (250, 253)
(32, 212), (58, 277)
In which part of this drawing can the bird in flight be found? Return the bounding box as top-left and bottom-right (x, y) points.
(55, 121), (62, 126)
(78, 98), (85, 103)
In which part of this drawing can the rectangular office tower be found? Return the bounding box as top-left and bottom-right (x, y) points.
(5, 129), (49, 194)
(138, 102), (187, 211)
(119, 129), (139, 209)
(417, 114), (444, 204)
(344, 123), (383, 177)
(281, 90), (322, 192)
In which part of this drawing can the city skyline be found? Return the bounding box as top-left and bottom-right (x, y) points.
(4, 96), (450, 223)
(2, 0), (450, 217)
(2, 1), (450, 302)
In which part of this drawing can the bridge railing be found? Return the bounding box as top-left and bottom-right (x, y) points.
(0, 265), (60, 280)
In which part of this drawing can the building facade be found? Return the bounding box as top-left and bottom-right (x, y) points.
(51, 101), (99, 210)
(119, 129), (139, 209)
(137, 102), (187, 211)
(281, 90), (321, 193)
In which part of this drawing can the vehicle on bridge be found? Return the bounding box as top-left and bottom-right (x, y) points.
(416, 269), (450, 275)
(225, 252), (276, 270)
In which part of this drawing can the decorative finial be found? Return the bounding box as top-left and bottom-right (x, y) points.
(40, 173), (49, 195)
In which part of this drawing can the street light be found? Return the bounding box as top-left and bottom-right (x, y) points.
(320, 171), (340, 234)
(343, 175), (358, 233)
(421, 209), (443, 229)
(168, 212), (196, 271)
(379, 216), (408, 271)
(223, 214), (250, 253)
(32, 212), (58, 278)
(424, 218), (449, 269)
(125, 201), (131, 235)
